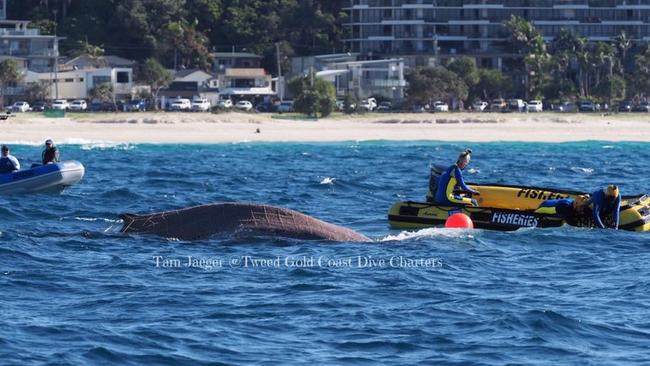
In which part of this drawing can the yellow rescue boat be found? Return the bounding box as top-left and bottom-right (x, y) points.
(388, 166), (650, 232)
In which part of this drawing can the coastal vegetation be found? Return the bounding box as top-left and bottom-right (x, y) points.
(10, 0), (347, 74)
(405, 16), (648, 108)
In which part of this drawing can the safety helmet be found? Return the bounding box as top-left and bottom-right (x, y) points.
(457, 148), (472, 164)
(606, 185), (619, 198)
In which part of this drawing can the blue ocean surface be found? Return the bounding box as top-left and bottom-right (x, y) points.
(1, 141), (649, 365)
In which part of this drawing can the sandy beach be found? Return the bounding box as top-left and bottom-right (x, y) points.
(3, 111), (650, 144)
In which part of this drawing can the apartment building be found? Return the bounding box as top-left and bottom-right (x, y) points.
(0, 0), (58, 72)
(345, 0), (650, 68)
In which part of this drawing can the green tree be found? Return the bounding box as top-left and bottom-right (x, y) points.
(593, 74), (626, 103)
(24, 80), (52, 102)
(405, 66), (467, 107)
(633, 45), (650, 98)
(139, 58), (172, 110)
(288, 73), (336, 117)
(472, 68), (512, 101)
(0, 59), (23, 108)
(447, 56), (479, 97)
(89, 83), (113, 102)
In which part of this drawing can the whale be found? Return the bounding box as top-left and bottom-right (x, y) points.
(119, 202), (371, 242)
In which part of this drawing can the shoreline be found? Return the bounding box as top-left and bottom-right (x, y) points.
(2, 111), (650, 144)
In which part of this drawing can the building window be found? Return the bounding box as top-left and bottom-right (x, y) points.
(93, 76), (111, 85)
(78, 78), (84, 82)
(64, 78), (73, 82)
(116, 71), (129, 83)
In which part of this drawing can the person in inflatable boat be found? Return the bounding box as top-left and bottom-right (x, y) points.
(0, 145), (20, 173)
(434, 148), (480, 206)
(535, 195), (588, 220)
(585, 185), (621, 229)
(42, 139), (60, 165)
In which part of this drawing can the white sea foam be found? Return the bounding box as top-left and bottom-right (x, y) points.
(380, 227), (474, 242)
(571, 166), (594, 174)
(602, 145), (614, 149)
(320, 177), (336, 185)
(74, 217), (121, 223)
(467, 168), (480, 174)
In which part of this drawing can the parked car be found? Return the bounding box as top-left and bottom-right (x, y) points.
(578, 100), (597, 112)
(89, 101), (118, 112)
(433, 101), (449, 112)
(473, 101), (488, 111)
(169, 98), (192, 111)
(255, 101), (276, 113)
(31, 100), (49, 112)
(412, 104), (428, 113)
(68, 99), (88, 111)
(526, 100), (543, 112)
(359, 98), (378, 112)
(235, 100), (253, 111)
(127, 99), (147, 112)
(557, 101), (578, 113)
(277, 100), (294, 113)
(507, 99), (525, 112)
(634, 101), (650, 112)
(490, 98), (507, 112)
(217, 99), (233, 109)
(191, 98), (211, 112)
(11, 101), (30, 112)
(376, 101), (392, 112)
(618, 100), (633, 112)
(51, 99), (69, 111)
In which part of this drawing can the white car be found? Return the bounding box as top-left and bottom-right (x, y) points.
(169, 98), (191, 111)
(527, 100), (543, 112)
(433, 101), (449, 112)
(51, 99), (69, 110)
(217, 99), (233, 109)
(235, 100), (253, 111)
(11, 101), (30, 112)
(191, 98), (211, 112)
(359, 97), (377, 112)
(277, 101), (294, 113)
(69, 99), (87, 111)
(472, 101), (488, 111)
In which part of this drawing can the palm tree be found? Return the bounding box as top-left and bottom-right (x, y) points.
(614, 30), (632, 75)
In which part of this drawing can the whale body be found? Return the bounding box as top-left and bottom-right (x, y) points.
(119, 202), (371, 242)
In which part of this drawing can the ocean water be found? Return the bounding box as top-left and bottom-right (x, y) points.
(1, 141), (649, 365)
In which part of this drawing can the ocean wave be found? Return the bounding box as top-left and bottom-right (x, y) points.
(380, 227), (475, 242)
(320, 177), (336, 185)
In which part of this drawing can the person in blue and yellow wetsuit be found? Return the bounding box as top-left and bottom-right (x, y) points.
(585, 185), (621, 229)
(434, 149), (480, 206)
(535, 195), (587, 221)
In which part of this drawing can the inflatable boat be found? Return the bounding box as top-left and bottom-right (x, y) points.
(388, 165), (650, 232)
(0, 160), (85, 194)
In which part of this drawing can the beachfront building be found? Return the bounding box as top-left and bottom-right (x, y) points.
(344, 0), (650, 69)
(207, 52), (276, 103)
(290, 53), (406, 100)
(24, 66), (134, 101)
(159, 69), (220, 107)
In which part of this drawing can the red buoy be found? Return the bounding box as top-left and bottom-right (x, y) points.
(445, 213), (474, 229)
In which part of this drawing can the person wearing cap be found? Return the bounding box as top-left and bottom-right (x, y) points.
(42, 139), (60, 165)
(585, 185), (621, 229)
(535, 195), (588, 221)
(434, 149), (480, 206)
(0, 145), (20, 173)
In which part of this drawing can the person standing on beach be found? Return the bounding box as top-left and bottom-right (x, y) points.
(0, 145), (20, 173)
(585, 185), (621, 229)
(42, 139), (60, 164)
(434, 149), (480, 206)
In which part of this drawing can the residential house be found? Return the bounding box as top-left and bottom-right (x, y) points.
(24, 66), (134, 101)
(159, 68), (220, 107)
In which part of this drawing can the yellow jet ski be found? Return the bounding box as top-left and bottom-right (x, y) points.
(388, 166), (650, 232)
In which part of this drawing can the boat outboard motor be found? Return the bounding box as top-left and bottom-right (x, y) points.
(427, 165), (447, 202)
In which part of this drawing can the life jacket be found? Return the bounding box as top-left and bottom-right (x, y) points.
(0, 156), (17, 173)
(42, 147), (59, 164)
